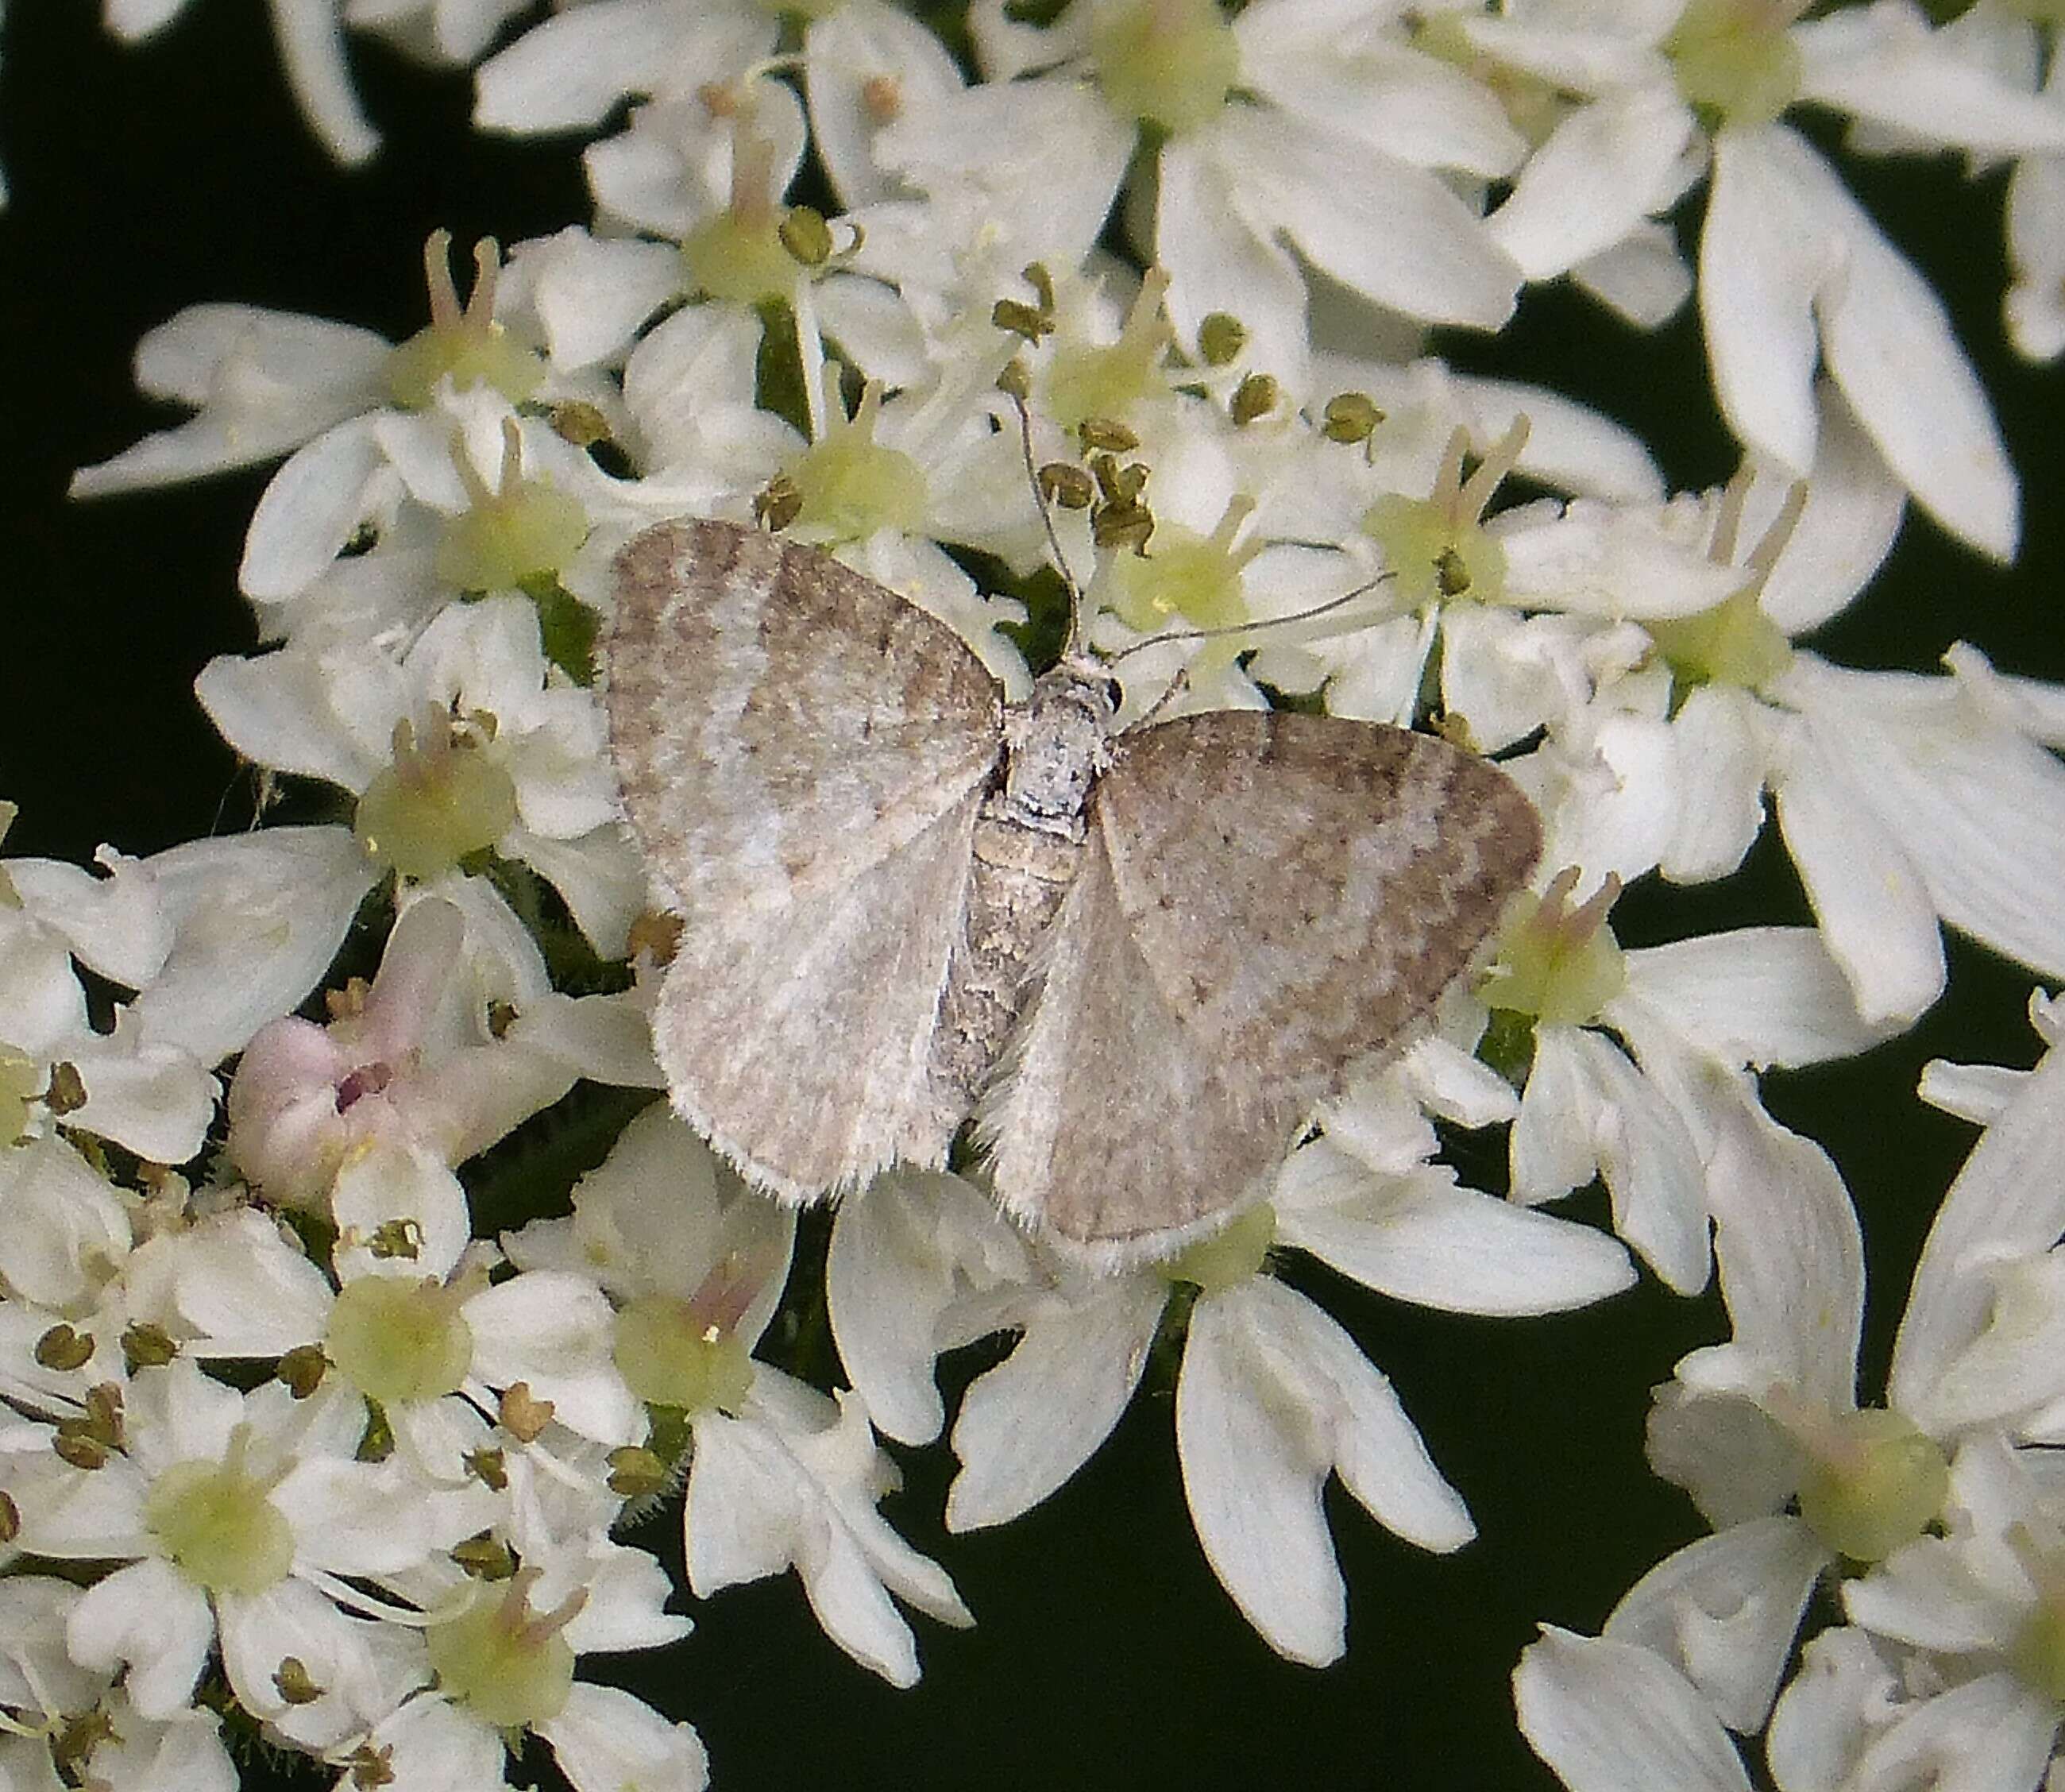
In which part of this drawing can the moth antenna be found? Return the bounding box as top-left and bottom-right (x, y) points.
(1127, 665), (1191, 730)
(1104, 570), (1397, 666)
(1007, 387), (1087, 658)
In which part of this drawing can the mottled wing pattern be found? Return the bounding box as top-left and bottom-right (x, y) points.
(607, 519), (1005, 1199)
(607, 520), (1004, 917)
(981, 712), (1541, 1253)
(653, 786), (986, 1199)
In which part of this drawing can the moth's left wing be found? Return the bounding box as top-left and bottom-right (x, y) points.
(980, 712), (1539, 1258)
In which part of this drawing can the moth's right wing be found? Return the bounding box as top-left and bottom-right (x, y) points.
(979, 711), (1538, 1261)
(606, 519), (1005, 915)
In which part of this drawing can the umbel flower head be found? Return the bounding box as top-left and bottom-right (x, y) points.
(19, 0), (2065, 1786)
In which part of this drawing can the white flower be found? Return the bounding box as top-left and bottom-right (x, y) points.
(1519, 411), (2065, 1026)
(0, 839), (216, 1163)
(884, 0), (1524, 392)
(1469, 0), (2065, 556)
(196, 595), (643, 956)
(1778, 1435), (2065, 1792)
(829, 1077), (1627, 1666)
(507, 1103), (972, 1684)
(12, 1358), (490, 1729)
(224, 895), (584, 1210)
(334, 1567), (709, 1792)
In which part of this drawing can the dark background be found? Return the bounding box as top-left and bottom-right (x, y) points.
(2, 6), (2060, 1787)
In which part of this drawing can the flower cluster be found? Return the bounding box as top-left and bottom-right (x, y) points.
(9, 0), (2065, 1786)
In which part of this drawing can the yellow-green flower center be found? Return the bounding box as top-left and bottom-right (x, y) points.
(1090, 0), (1241, 136)
(683, 208), (803, 307)
(614, 1293), (756, 1415)
(1364, 492), (1510, 609)
(1794, 1407), (1947, 1562)
(386, 232), (546, 410)
(1044, 272), (1173, 434)
(145, 1439), (295, 1597)
(353, 716), (519, 882)
(1105, 512), (1254, 634)
(327, 1273), (475, 1405)
(787, 386), (928, 543)
(1647, 586), (1794, 694)
(1163, 1201), (1276, 1295)
(682, 121), (806, 307)
(1664, 0), (1804, 128)
(435, 419), (591, 594)
(427, 1573), (578, 1729)
(1481, 868), (1627, 1028)
(1364, 419), (1528, 610)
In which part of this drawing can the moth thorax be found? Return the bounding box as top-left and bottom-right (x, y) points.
(1000, 662), (1117, 836)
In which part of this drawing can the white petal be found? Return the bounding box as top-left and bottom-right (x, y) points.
(541, 1683), (708, 1792)
(1240, 21), (1525, 176)
(1500, 503), (1742, 620)
(1572, 220), (1694, 328)
(827, 1168), (1035, 1446)
(523, 230), (682, 371)
(1893, 1038), (2065, 1424)
(1210, 108), (1520, 329)
(805, 0), (967, 209)
(1842, 1670), (2058, 1792)
(1567, 1028), (1712, 1295)
(1605, 1516), (1828, 1733)
(1658, 686), (1767, 882)
(1445, 371), (1666, 502)
(69, 305), (389, 493)
(1512, 1023), (1600, 1207)
(465, 1270), (641, 1446)
(1757, 388), (1906, 634)
(1611, 925), (1891, 1068)
(1801, 147), (2017, 559)
(1700, 127), (1830, 477)
(268, 0), (381, 165)
(1179, 1280), (1472, 1664)
(1768, 711), (1943, 1026)
(1916, 1056), (2026, 1126)
(1513, 1628), (1756, 1792)
(1492, 87), (1694, 279)
(1276, 1145), (1635, 1315)
(1766, 1624), (1901, 1792)
(194, 645), (396, 793)
(1175, 1286), (1348, 1666)
(1704, 1084), (1864, 1415)
(475, 0), (767, 132)
(238, 415), (396, 601)
(1156, 133), (1312, 392)
(1793, 656), (2065, 985)
(1797, 3), (2065, 156)
(947, 1276), (1164, 1531)
(0, 1133), (134, 1311)
(215, 1576), (415, 1751)
(159, 1205), (334, 1354)
(68, 1558), (214, 1721)
(687, 1377), (970, 1688)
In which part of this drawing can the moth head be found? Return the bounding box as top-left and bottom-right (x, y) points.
(1001, 660), (1117, 827)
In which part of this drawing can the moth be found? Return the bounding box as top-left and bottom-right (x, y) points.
(606, 519), (1540, 1263)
